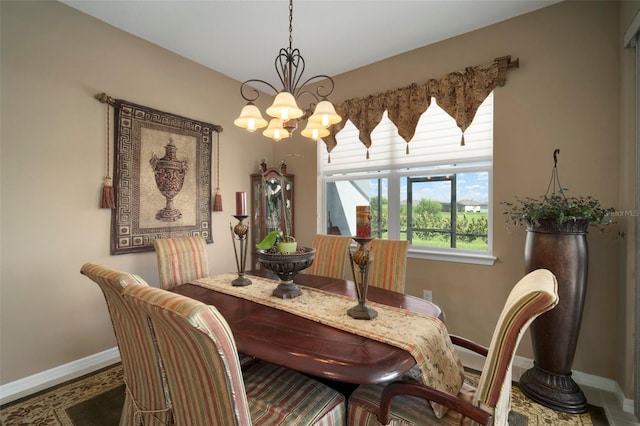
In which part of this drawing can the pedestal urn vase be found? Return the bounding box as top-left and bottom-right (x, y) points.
(518, 218), (589, 414)
(257, 247), (315, 299)
(150, 138), (188, 222)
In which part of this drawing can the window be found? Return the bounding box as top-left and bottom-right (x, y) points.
(319, 92), (495, 265)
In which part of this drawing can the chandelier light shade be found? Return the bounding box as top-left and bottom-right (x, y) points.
(263, 118), (290, 142)
(234, 0), (341, 142)
(234, 103), (268, 132)
(266, 92), (304, 121)
(301, 120), (330, 140)
(309, 100), (342, 127)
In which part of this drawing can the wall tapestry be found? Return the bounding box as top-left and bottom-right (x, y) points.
(111, 99), (220, 254)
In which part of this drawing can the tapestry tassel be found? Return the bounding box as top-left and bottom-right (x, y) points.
(212, 131), (223, 212)
(101, 176), (115, 209)
(100, 97), (115, 209)
(328, 153), (331, 163)
(460, 133), (466, 146)
(213, 187), (223, 212)
(366, 148), (370, 160)
(406, 143), (410, 155)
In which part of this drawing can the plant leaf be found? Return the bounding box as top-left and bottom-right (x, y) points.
(256, 230), (282, 250)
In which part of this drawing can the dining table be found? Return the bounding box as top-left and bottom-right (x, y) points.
(170, 269), (446, 385)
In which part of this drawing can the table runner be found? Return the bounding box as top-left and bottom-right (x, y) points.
(192, 273), (465, 417)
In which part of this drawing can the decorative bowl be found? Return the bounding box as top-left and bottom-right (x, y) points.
(257, 247), (315, 299)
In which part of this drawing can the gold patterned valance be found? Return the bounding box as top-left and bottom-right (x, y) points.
(323, 55), (519, 157)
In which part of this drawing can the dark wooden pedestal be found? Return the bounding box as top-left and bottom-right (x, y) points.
(519, 363), (587, 413)
(519, 220), (589, 414)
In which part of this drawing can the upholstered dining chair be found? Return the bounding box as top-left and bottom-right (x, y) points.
(347, 268), (559, 426)
(153, 236), (256, 370)
(305, 234), (352, 279)
(367, 239), (410, 292)
(123, 284), (347, 425)
(80, 263), (172, 426)
(153, 236), (209, 289)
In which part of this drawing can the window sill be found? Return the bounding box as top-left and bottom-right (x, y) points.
(408, 248), (497, 266)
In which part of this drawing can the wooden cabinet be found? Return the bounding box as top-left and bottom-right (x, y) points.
(250, 168), (294, 269)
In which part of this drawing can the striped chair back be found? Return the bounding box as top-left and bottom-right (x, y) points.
(473, 269), (559, 424)
(123, 284), (252, 425)
(305, 234), (352, 279)
(153, 236), (209, 289)
(345, 269), (558, 425)
(123, 285), (347, 425)
(79, 263), (172, 426)
(367, 239), (409, 292)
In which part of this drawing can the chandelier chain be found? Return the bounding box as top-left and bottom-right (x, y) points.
(289, 0), (293, 51)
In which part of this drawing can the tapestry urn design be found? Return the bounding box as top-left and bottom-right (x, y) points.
(150, 138), (188, 222)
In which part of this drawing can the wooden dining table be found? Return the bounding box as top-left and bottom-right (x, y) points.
(170, 270), (444, 385)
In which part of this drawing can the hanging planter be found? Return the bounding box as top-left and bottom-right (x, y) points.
(501, 149), (614, 414)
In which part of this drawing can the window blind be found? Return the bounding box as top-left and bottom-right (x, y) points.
(321, 92), (493, 174)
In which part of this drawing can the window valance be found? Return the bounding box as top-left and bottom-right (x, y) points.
(323, 55), (519, 157)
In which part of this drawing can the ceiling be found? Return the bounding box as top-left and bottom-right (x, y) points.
(60, 0), (561, 89)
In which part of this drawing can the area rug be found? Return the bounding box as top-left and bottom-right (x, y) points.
(0, 364), (124, 425)
(464, 371), (609, 426)
(0, 363), (609, 425)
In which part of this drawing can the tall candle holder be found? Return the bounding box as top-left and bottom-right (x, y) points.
(230, 215), (252, 286)
(348, 236), (377, 320)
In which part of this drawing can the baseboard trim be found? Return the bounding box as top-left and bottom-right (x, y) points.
(0, 346), (634, 416)
(0, 347), (121, 406)
(457, 347), (634, 415)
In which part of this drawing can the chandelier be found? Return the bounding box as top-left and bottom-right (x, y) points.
(234, 0), (341, 142)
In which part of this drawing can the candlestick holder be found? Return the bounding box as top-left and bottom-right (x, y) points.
(348, 236), (377, 320)
(230, 215), (252, 286)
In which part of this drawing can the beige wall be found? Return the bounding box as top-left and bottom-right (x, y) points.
(281, 0), (637, 398)
(1, 0), (637, 400)
(0, 0), (274, 383)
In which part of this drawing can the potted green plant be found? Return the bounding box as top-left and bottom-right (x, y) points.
(256, 229), (298, 254)
(501, 149), (615, 414)
(502, 192), (614, 233)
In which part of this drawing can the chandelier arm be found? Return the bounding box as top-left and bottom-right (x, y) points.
(275, 49), (291, 92)
(296, 75), (336, 99)
(288, 49), (305, 96)
(295, 90), (321, 107)
(240, 79), (280, 102)
(275, 48), (306, 94)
